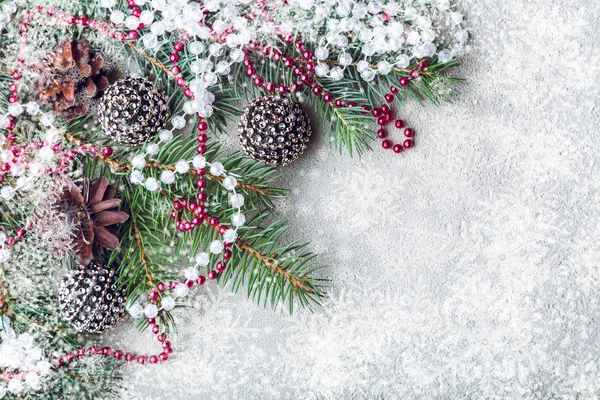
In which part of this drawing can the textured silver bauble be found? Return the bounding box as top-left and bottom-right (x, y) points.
(238, 96), (312, 166)
(97, 77), (169, 145)
(58, 261), (127, 334)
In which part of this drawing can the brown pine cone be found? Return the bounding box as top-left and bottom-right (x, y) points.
(60, 177), (129, 266)
(36, 37), (110, 118)
(0, 274), (8, 316)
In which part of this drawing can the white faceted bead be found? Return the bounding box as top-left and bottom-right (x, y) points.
(407, 31), (421, 45)
(450, 12), (463, 25)
(395, 54), (410, 68)
(438, 49), (453, 63)
(229, 48), (244, 63)
(222, 229), (237, 243)
(352, 3), (368, 18)
(25, 102), (40, 115)
(7, 103), (23, 117)
(361, 68), (376, 81)
(184, 267), (199, 281)
(144, 304), (158, 318)
(110, 10), (125, 24)
(377, 60), (392, 75)
(195, 252), (210, 266)
(144, 177), (160, 191)
(2, 2), (17, 14)
(151, 0), (166, 10)
(160, 170), (175, 184)
(188, 41), (205, 55)
(140, 10), (154, 25)
(175, 160), (190, 174)
(125, 16), (140, 30)
(367, 0), (382, 14)
(216, 60), (231, 75)
(209, 240), (224, 254)
(142, 33), (158, 49)
(0, 232), (6, 244)
(315, 63), (329, 77)
(161, 296), (176, 312)
(231, 212), (246, 227)
(159, 129), (173, 142)
(0, 186), (15, 200)
(230, 193), (244, 208)
(222, 176), (237, 190)
(131, 155), (146, 169)
(210, 162), (225, 176)
(209, 43), (223, 56)
(0, 115), (9, 129)
(455, 30), (469, 43)
(338, 52), (352, 66)
(329, 67), (344, 81)
(40, 113), (55, 127)
(193, 155), (206, 169)
(130, 170), (144, 185)
(174, 283), (189, 297)
(172, 116), (186, 129)
(146, 143), (159, 155)
(314, 47), (329, 60)
(128, 303), (144, 319)
(0, 248), (10, 263)
(356, 60), (370, 73)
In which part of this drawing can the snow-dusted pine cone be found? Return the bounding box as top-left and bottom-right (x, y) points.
(36, 37), (110, 118)
(58, 261), (127, 334)
(97, 77), (169, 145)
(59, 177), (129, 267)
(238, 96), (312, 166)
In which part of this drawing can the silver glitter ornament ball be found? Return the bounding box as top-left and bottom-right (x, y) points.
(58, 261), (127, 334)
(238, 96), (312, 166)
(97, 77), (169, 145)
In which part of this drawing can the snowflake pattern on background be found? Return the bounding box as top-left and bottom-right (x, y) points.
(105, 0), (600, 398)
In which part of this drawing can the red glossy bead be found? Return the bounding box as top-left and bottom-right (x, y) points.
(173, 201), (182, 210)
(125, 353), (135, 362)
(306, 62), (315, 71)
(323, 93), (333, 103)
(197, 121), (208, 131)
(207, 270), (218, 280)
(410, 70), (420, 79)
(246, 67), (256, 76)
(334, 99), (345, 107)
(283, 58), (294, 68)
(8, 95), (17, 104)
(12, 71), (20, 80)
(176, 78), (186, 87)
(102, 347), (112, 356)
(149, 290), (159, 300)
(132, 8), (141, 17)
(197, 192), (207, 202)
(382, 140), (392, 149)
(101, 147), (113, 157)
(303, 50), (313, 59)
(265, 82), (275, 92)
(348, 101), (357, 107)
(377, 116), (387, 126)
(152, 325), (159, 334)
(253, 76), (264, 86)
(196, 275), (206, 285)
(278, 84), (288, 94)
(216, 261), (227, 271)
(290, 82), (302, 92)
(137, 355), (147, 365)
(312, 85), (323, 95)
(197, 133), (208, 143)
(404, 128), (415, 138)
(169, 53), (180, 63)
(390, 86), (398, 94)
(128, 30), (139, 40)
(65, 353), (75, 362)
(159, 352), (169, 362)
(127, 0), (136, 7)
(184, 88), (193, 98)
(77, 348), (86, 357)
(403, 139), (414, 148)
(393, 144), (403, 154)
(209, 217), (219, 226)
(149, 355), (158, 364)
(418, 60), (428, 70)
(224, 249), (232, 260)
(243, 58), (253, 67)
(114, 350), (123, 360)
(395, 119), (405, 129)
(9, 83), (17, 92)
(399, 77), (409, 87)
(372, 108), (382, 117)
(174, 42), (184, 52)
(147, 318), (156, 325)
(170, 65), (180, 75)
(157, 282), (166, 291)
(385, 94), (394, 103)
(197, 144), (207, 154)
(376, 129), (387, 139)
(185, 279), (194, 288)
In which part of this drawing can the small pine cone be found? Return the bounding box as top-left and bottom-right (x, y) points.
(0, 275), (9, 316)
(97, 77), (169, 145)
(36, 37), (110, 118)
(58, 261), (127, 333)
(238, 96), (312, 166)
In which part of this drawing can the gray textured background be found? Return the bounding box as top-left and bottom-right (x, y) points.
(108, 1), (600, 398)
